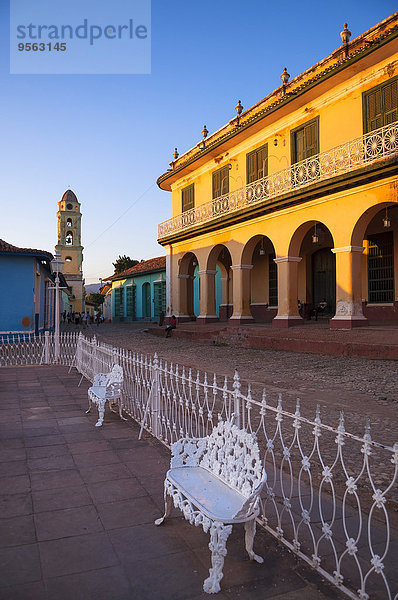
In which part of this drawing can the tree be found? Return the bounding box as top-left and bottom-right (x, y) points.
(113, 255), (140, 275)
(86, 293), (105, 310)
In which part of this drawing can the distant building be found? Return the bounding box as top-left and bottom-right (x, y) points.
(0, 239), (70, 335)
(110, 257), (166, 322)
(99, 281), (112, 322)
(157, 13), (398, 328)
(55, 189), (85, 313)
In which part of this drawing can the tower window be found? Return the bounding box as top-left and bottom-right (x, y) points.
(66, 218), (72, 227)
(66, 203), (73, 210)
(65, 231), (73, 245)
(65, 256), (72, 262)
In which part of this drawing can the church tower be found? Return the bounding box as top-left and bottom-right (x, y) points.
(55, 189), (84, 312)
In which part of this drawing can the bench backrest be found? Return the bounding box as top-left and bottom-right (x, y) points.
(105, 364), (124, 399)
(199, 420), (265, 499)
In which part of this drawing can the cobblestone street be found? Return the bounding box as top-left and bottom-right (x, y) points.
(70, 322), (398, 446)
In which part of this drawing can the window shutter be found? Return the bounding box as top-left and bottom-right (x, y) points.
(212, 166), (229, 198)
(182, 184), (194, 212)
(383, 79), (398, 125)
(304, 120), (319, 159)
(257, 145), (268, 179)
(246, 145), (268, 183)
(126, 286), (136, 319)
(366, 89), (383, 132)
(295, 128), (305, 163)
(247, 152), (257, 184)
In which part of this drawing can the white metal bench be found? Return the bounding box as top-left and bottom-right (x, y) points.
(155, 420), (267, 593)
(86, 364), (126, 427)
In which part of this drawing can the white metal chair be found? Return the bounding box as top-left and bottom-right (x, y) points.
(86, 364), (125, 427)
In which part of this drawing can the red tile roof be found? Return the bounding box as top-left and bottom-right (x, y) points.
(0, 239), (53, 261)
(110, 256), (166, 281)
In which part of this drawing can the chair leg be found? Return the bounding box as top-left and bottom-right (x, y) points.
(95, 399), (106, 427)
(154, 489), (172, 526)
(85, 396), (92, 414)
(203, 522), (232, 594)
(244, 519), (263, 563)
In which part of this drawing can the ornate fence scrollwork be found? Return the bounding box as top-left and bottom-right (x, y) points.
(1, 334), (397, 600)
(158, 121), (398, 240)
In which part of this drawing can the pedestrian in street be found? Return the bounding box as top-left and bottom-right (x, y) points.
(165, 315), (177, 338)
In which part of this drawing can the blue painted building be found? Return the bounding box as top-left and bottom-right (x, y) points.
(0, 239), (67, 335)
(110, 257), (166, 322)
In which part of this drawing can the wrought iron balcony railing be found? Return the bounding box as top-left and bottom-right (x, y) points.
(158, 121), (398, 240)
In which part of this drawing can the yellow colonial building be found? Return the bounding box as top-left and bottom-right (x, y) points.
(157, 14), (398, 329)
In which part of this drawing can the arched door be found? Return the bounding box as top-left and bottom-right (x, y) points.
(312, 248), (336, 313)
(142, 282), (151, 319)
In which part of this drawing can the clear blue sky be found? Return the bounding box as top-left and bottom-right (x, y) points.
(0, 1), (396, 283)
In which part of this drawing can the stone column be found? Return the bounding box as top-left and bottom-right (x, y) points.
(330, 246), (368, 329)
(197, 270), (219, 324)
(229, 264), (253, 325)
(272, 256), (303, 328)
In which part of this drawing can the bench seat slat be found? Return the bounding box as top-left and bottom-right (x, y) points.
(168, 466), (248, 521)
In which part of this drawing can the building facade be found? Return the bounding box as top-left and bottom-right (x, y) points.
(55, 189), (85, 313)
(110, 257), (166, 322)
(0, 239), (58, 335)
(157, 14), (398, 329)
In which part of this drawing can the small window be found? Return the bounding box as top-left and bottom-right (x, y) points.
(66, 218), (72, 227)
(212, 165), (229, 199)
(65, 231), (73, 245)
(182, 184), (195, 213)
(65, 256), (72, 263)
(291, 117), (319, 164)
(246, 144), (268, 184)
(363, 76), (398, 133)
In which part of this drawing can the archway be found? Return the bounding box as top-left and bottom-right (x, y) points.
(272, 221), (335, 326)
(177, 252), (199, 321)
(239, 235), (278, 322)
(352, 203), (398, 322)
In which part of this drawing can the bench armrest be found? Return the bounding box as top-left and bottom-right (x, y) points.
(171, 437), (207, 468)
(93, 373), (108, 387)
(233, 474), (267, 520)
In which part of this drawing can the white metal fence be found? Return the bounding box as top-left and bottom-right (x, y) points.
(1, 332), (397, 600)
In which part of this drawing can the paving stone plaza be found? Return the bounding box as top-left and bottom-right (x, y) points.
(1, 322), (397, 599)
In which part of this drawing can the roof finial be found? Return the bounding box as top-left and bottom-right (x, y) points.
(340, 23), (351, 57)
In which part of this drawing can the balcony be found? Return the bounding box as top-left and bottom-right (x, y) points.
(158, 122), (398, 240)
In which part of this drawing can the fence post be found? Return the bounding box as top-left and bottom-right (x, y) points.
(44, 331), (50, 365)
(233, 368), (241, 428)
(151, 353), (160, 438)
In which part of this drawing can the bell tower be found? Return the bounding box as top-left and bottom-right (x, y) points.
(55, 189), (84, 312)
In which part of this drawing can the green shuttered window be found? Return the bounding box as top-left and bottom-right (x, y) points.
(363, 76), (398, 133)
(246, 144), (268, 184)
(126, 285), (136, 319)
(291, 117), (319, 164)
(154, 280), (166, 318)
(212, 166), (229, 199)
(182, 184), (195, 213)
(114, 287), (124, 320)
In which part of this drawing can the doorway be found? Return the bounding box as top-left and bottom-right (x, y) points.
(142, 282), (151, 319)
(312, 248), (336, 314)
